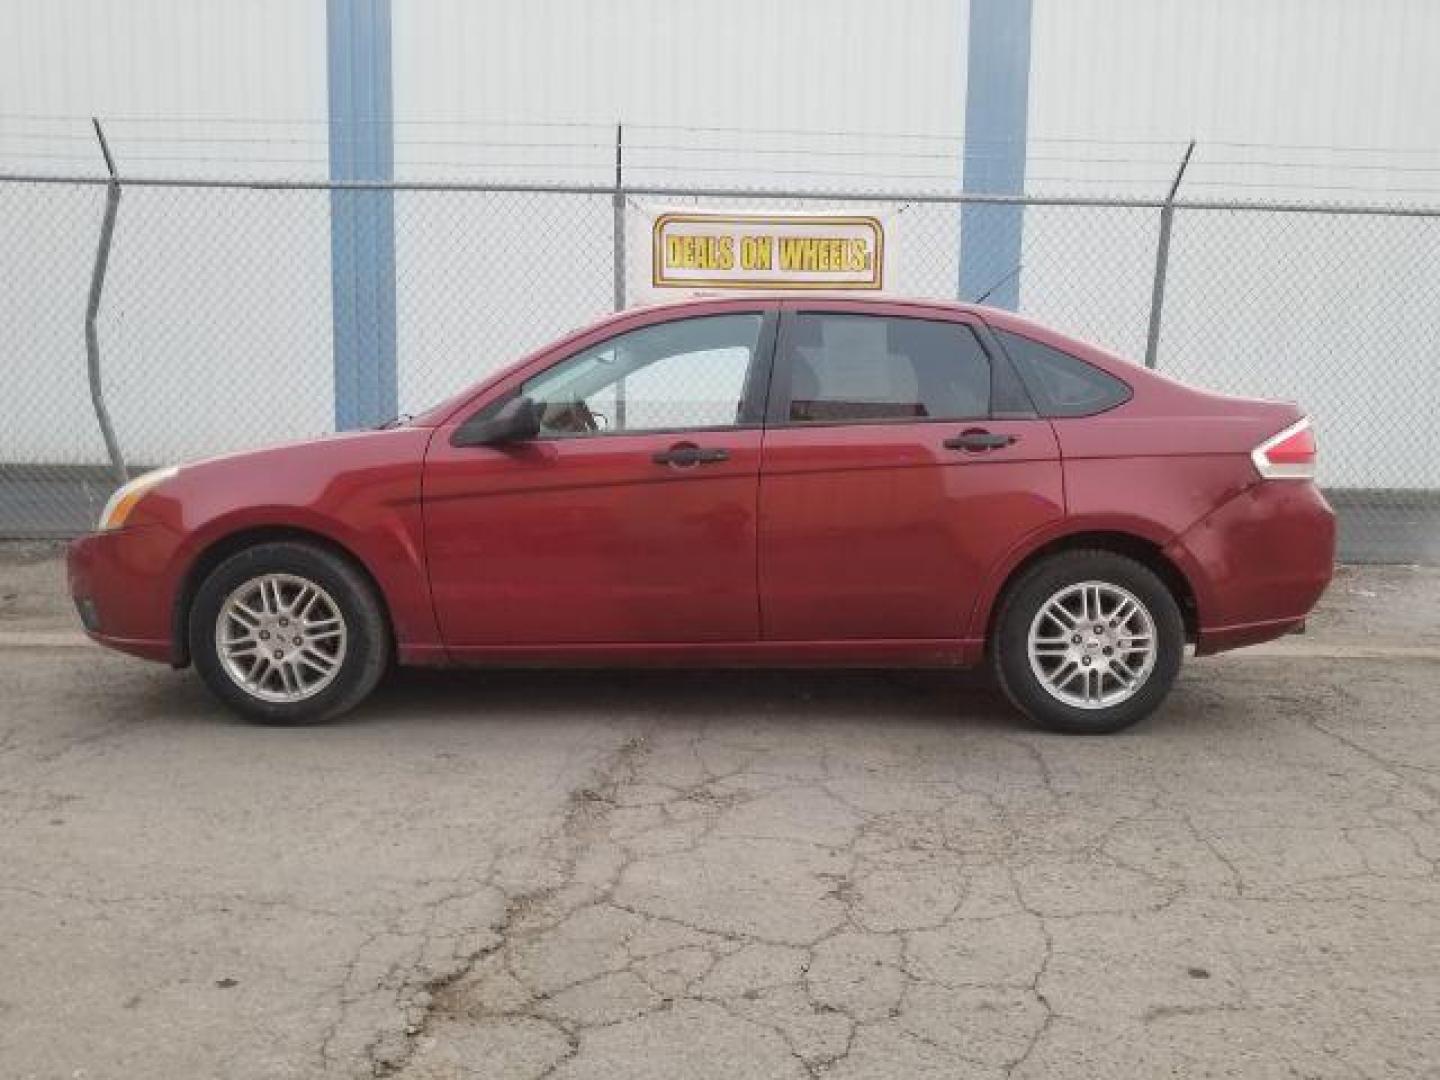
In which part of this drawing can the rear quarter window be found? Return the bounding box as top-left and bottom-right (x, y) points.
(996, 329), (1132, 418)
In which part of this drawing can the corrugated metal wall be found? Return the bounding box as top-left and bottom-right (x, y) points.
(394, 0), (964, 148)
(1, 0), (1436, 484)
(0, 0), (329, 177)
(1029, 0), (1440, 200)
(1, 0), (334, 466)
(389, 0), (971, 410)
(1023, 0), (1440, 491)
(8, 0), (1434, 195)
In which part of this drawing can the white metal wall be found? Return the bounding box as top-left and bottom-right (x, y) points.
(394, 0), (965, 148)
(0, 0), (333, 466)
(388, 0), (969, 412)
(1, 0), (1436, 486)
(1025, 0), (1440, 488)
(1030, 0), (1440, 199)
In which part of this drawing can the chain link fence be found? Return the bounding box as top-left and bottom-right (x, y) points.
(1, 173), (1436, 562)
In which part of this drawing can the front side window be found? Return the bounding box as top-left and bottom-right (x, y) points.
(519, 313), (764, 437)
(781, 313), (991, 424)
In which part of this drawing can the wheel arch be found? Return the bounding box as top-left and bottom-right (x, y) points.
(171, 524), (395, 668)
(978, 530), (1200, 651)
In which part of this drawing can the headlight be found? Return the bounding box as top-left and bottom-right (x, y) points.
(98, 466), (179, 531)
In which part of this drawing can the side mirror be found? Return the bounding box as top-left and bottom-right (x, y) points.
(452, 396), (542, 447)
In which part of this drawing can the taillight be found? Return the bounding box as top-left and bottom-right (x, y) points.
(1251, 417), (1316, 480)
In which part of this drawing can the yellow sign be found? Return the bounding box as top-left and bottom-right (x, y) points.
(650, 210), (885, 292)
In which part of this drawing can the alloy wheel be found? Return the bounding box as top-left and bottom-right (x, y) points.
(1026, 580), (1158, 710)
(215, 573), (348, 702)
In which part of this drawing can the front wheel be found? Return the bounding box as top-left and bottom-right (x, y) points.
(992, 550), (1184, 734)
(189, 541), (390, 724)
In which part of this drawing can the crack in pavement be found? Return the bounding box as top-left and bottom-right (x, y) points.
(5, 642), (1440, 1077)
(367, 668), (1440, 1079)
(356, 732), (656, 1078)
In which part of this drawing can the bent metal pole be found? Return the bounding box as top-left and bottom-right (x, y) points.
(1143, 139), (1196, 371)
(85, 117), (128, 487)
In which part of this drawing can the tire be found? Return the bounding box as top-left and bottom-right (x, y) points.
(189, 541), (390, 724)
(991, 549), (1184, 735)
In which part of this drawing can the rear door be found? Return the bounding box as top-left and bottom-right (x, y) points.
(758, 301), (1064, 642)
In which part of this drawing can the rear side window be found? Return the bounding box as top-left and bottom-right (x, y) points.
(996, 330), (1131, 417)
(782, 313), (991, 424)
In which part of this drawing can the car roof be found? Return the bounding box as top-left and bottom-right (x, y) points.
(614, 292), (1076, 351)
(623, 291), (990, 317)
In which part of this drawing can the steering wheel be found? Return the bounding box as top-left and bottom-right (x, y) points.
(569, 397), (599, 433)
(539, 397), (600, 435)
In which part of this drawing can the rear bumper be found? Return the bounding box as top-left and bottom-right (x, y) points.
(67, 525), (183, 664)
(1167, 481), (1336, 656)
(1194, 614), (1309, 655)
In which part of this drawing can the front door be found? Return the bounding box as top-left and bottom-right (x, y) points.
(425, 308), (775, 647)
(759, 302), (1064, 642)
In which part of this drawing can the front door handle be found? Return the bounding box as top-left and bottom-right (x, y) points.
(652, 444), (730, 467)
(943, 429), (1017, 453)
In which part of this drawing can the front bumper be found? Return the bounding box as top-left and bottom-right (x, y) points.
(1167, 480), (1336, 656)
(67, 525), (182, 663)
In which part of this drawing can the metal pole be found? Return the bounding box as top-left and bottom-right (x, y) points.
(612, 123), (627, 430)
(85, 118), (128, 485)
(612, 123), (626, 311)
(1143, 139), (1195, 370)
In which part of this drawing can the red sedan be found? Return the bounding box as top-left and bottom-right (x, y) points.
(68, 296), (1334, 733)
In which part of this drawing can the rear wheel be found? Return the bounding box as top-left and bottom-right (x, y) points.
(189, 541), (390, 724)
(992, 550), (1183, 734)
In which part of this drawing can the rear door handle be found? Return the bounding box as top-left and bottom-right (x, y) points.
(652, 444), (730, 467)
(943, 429), (1017, 452)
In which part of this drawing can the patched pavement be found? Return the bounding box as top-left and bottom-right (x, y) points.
(1, 547), (1438, 1079)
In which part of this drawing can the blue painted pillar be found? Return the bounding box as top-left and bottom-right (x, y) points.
(959, 0), (1033, 310)
(327, 0), (397, 429)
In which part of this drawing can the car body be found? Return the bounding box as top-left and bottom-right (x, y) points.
(68, 295), (1335, 731)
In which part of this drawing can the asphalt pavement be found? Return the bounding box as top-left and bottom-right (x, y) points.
(2, 545), (1438, 1079)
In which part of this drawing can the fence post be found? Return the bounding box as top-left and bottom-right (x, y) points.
(612, 123), (627, 429)
(612, 123), (626, 311)
(85, 117), (128, 486)
(1143, 139), (1195, 370)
